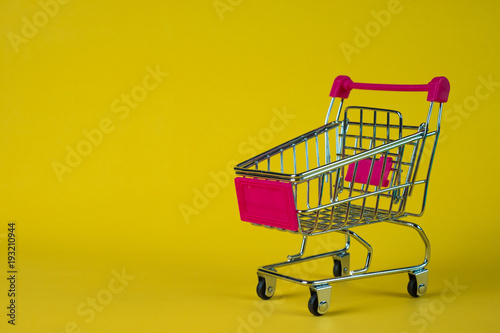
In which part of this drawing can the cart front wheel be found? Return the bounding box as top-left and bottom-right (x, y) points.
(308, 292), (321, 316)
(256, 277), (274, 300)
(407, 270), (428, 297)
(407, 275), (419, 297)
(308, 289), (331, 316)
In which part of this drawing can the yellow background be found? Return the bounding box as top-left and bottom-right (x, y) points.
(1, 0), (499, 332)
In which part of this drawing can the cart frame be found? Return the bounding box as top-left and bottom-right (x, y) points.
(234, 75), (450, 315)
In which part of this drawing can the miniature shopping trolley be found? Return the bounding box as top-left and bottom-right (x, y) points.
(234, 75), (450, 316)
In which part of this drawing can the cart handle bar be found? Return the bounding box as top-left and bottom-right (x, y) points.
(330, 76), (450, 103)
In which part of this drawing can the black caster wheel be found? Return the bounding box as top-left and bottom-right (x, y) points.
(308, 289), (330, 316)
(308, 291), (321, 316)
(407, 271), (428, 297)
(332, 253), (349, 277)
(256, 276), (273, 300)
(407, 274), (419, 297)
(333, 260), (342, 277)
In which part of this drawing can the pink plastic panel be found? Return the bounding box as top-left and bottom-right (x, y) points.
(234, 177), (298, 231)
(345, 157), (393, 187)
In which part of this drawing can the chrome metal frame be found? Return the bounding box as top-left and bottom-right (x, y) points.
(257, 220), (430, 286)
(236, 97), (443, 315)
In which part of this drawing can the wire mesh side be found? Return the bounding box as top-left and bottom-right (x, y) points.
(235, 106), (440, 235)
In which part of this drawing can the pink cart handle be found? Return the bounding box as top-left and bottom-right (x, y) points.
(330, 76), (450, 103)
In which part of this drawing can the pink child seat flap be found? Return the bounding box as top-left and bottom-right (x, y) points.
(345, 157), (393, 187)
(234, 177), (299, 231)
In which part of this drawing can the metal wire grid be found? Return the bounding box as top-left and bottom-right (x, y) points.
(236, 106), (437, 235)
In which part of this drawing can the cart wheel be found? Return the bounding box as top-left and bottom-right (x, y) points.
(308, 292), (322, 316)
(332, 253), (350, 277)
(256, 277), (273, 300)
(407, 270), (428, 297)
(407, 274), (418, 297)
(333, 260), (342, 277)
(308, 286), (332, 316)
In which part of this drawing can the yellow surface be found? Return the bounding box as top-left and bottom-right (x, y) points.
(1, 0), (499, 332)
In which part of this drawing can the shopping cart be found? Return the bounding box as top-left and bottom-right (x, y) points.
(234, 75), (450, 316)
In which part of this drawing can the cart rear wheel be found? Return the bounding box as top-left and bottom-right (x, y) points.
(256, 277), (273, 300)
(333, 260), (342, 277)
(407, 274), (419, 297)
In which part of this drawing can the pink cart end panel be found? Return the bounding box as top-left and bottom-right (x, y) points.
(234, 177), (299, 231)
(345, 157), (393, 187)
